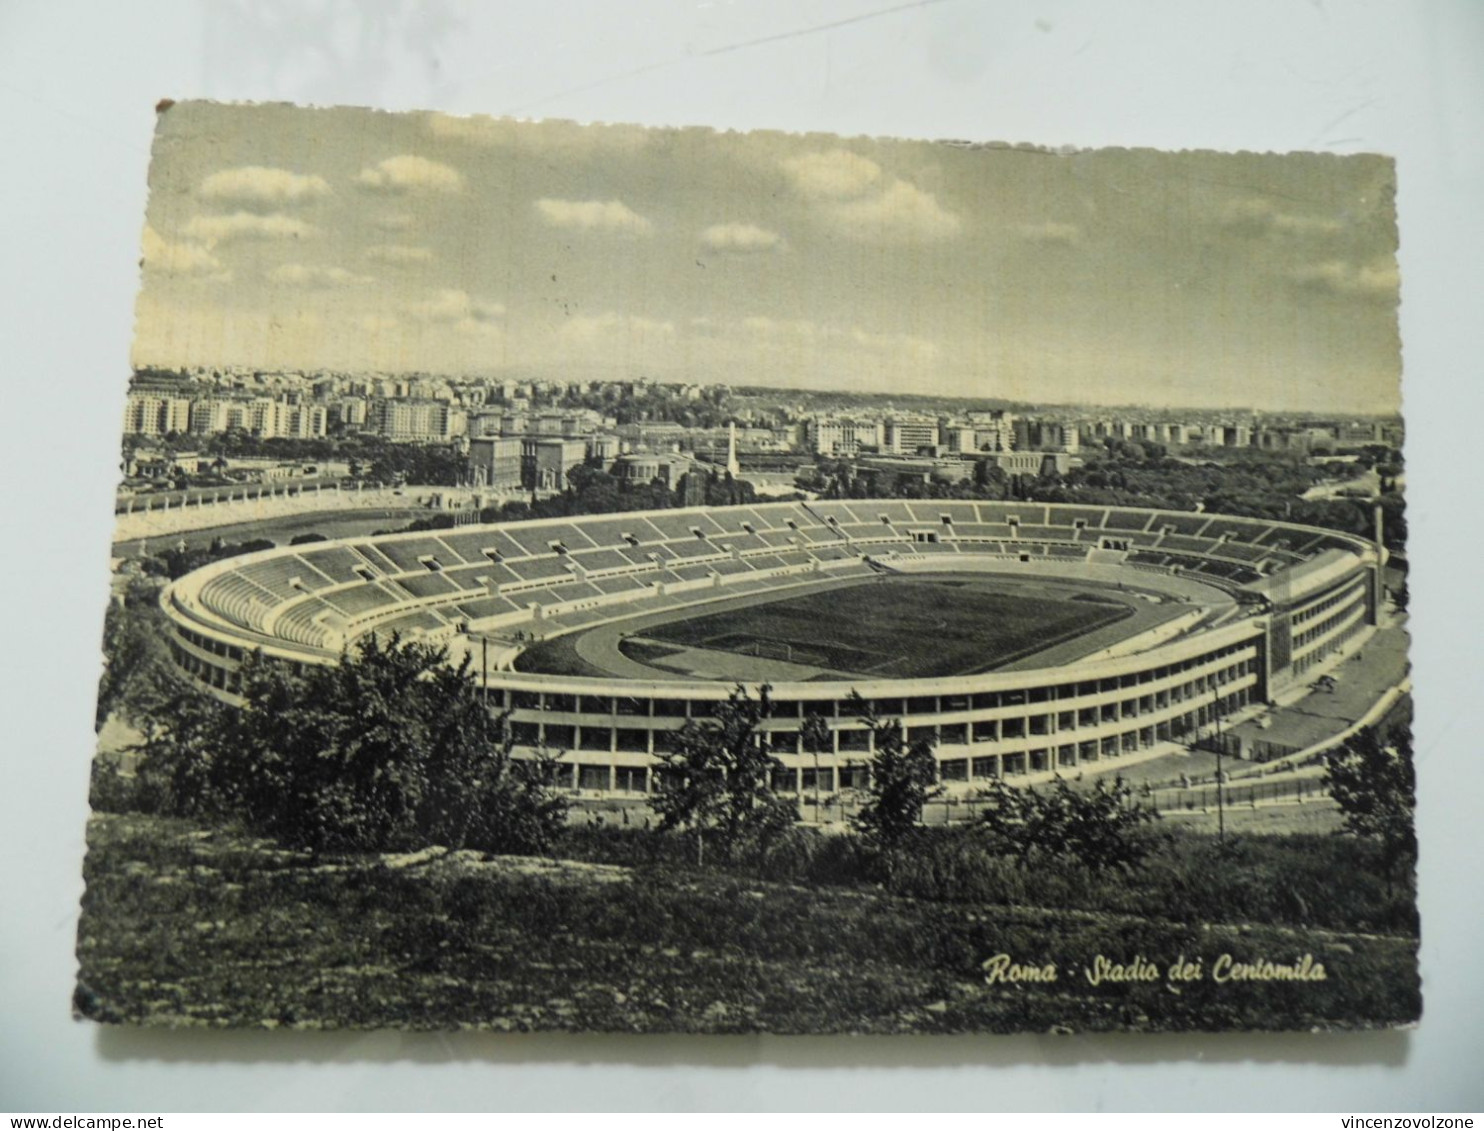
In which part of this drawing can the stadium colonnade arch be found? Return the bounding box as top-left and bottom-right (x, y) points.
(157, 498), (1384, 799)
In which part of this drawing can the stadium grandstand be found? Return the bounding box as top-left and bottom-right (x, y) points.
(160, 500), (1385, 798)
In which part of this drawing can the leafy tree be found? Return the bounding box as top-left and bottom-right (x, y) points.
(131, 635), (568, 855)
(851, 693), (941, 849)
(651, 683), (796, 864)
(977, 775), (1160, 873)
(94, 577), (176, 731)
(1324, 723), (1417, 887)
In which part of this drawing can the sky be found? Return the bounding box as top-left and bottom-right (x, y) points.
(133, 101), (1402, 413)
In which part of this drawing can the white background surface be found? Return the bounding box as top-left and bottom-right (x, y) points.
(1, 0), (1481, 1112)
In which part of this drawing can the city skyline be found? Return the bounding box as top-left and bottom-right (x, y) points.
(135, 102), (1402, 415)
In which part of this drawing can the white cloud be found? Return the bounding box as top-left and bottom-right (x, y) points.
(1222, 198), (1344, 238)
(738, 316), (937, 360)
(1288, 258), (1399, 300)
(408, 288), (505, 324)
(1017, 221), (1079, 244)
(140, 225), (229, 281)
(374, 213), (416, 232)
(535, 198), (653, 235)
(199, 166), (331, 208)
(357, 315), (400, 335)
(780, 149), (881, 200)
(425, 113), (651, 153)
(354, 155), (465, 194)
(266, 263), (374, 287)
(827, 179), (962, 242)
(559, 312), (676, 342)
(700, 222), (785, 254)
(182, 211), (315, 246)
(365, 244), (434, 265)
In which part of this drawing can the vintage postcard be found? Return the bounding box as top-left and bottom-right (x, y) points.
(77, 101), (1415, 1034)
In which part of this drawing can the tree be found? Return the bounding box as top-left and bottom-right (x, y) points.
(133, 635), (568, 855)
(1324, 723), (1417, 887)
(651, 683), (796, 864)
(977, 775), (1159, 873)
(851, 693), (941, 849)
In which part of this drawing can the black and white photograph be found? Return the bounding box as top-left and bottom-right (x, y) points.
(75, 99), (1416, 1036)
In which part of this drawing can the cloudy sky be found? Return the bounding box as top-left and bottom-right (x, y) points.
(135, 101), (1401, 413)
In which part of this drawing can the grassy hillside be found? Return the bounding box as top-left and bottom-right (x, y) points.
(75, 813), (1419, 1034)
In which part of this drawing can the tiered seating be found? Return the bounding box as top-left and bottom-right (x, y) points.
(975, 503), (1021, 523)
(199, 573), (278, 631)
(569, 548), (632, 573)
(1046, 544), (1088, 559)
(1103, 511), (1154, 532)
(275, 598), (335, 648)
(1015, 524), (1076, 542)
(351, 543), (401, 574)
(710, 558), (756, 576)
(949, 523), (1015, 540)
(239, 556), (322, 600)
(869, 502), (914, 524)
(1156, 515), (1210, 537)
(1159, 534), (1220, 556)
(1048, 507), (1108, 528)
(298, 546), (372, 584)
(666, 540), (725, 561)
(506, 556), (574, 582)
(1202, 519), (1262, 542)
(809, 546), (856, 562)
(1214, 541), (1269, 563)
(453, 596), (521, 621)
(592, 576), (649, 595)
(396, 572), (460, 599)
(324, 583), (402, 618)
(375, 610), (447, 636)
(713, 533), (770, 553)
(645, 513), (707, 541)
(377, 537), (453, 573)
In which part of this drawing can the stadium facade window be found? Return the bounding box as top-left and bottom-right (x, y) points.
(802, 768), (834, 792)
(578, 727), (611, 752)
(971, 757), (999, 780)
(939, 759), (968, 782)
(542, 724), (575, 749)
(615, 766), (647, 793)
(615, 728), (648, 753)
(577, 765), (611, 791)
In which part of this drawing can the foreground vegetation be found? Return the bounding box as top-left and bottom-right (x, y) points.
(76, 812), (1419, 1033)
(84, 607), (1419, 1033)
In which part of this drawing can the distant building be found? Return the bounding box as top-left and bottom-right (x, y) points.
(122, 393), (191, 436)
(884, 415), (938, 455)
(522, 437), (586, 491)
(370, 398), (453, 442)
(468, 436), (523, 491)
(981, 450), (1072, 478)
(807, 416), (883, 456)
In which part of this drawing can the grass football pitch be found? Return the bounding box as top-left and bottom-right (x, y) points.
(637, 575), (1130, 679)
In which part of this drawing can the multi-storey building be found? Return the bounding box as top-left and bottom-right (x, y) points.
(369, 398), (454, 442)
(467, 436), (523, 491)
(122, 392), (192, 436)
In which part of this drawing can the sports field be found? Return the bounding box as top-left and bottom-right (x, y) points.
(625, 576), (1130, 679)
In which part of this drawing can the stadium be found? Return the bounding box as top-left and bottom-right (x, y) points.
(158, 499), (1385, 799)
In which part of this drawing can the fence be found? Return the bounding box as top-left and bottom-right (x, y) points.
(1149, 774), (1327, 814)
